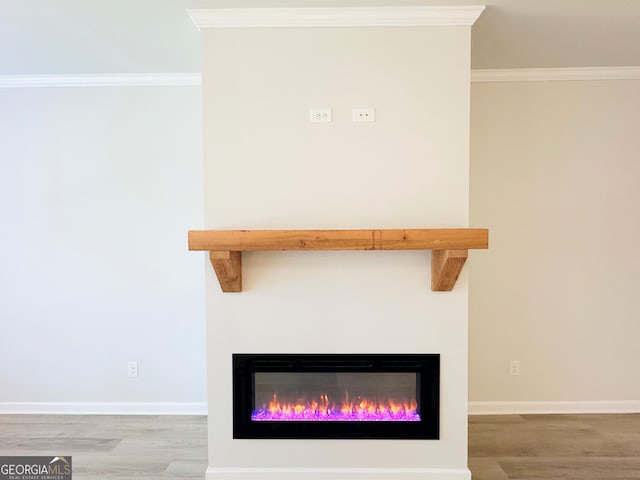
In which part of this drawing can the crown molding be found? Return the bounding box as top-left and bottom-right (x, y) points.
(3, 66), (639, 89)
(187, 6), (485, 29)
(472, 66), (640, 83)
(0, 73), (201, 88)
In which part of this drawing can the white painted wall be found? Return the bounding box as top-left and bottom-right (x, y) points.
(469, 79), (640, 409)
(0, 0), (200, 74)
(0, 85), (206, 411)
(201, 24), (473, 480)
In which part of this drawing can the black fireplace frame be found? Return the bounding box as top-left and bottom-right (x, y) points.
(233, 353), (439, 440)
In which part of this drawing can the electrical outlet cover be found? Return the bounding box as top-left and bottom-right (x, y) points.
(352, 107), (375, 122)
(309, 108), (332, 123)
(127, 361), (139, 377)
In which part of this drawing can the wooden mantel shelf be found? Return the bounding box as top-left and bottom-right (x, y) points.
(188, 228), (488, 293)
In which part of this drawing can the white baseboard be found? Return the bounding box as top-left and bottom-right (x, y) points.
(0, 402), (207, 415)
(206, 467), (470, 480)
(5, 401), (639, 416)
(469, 400), (640, 415)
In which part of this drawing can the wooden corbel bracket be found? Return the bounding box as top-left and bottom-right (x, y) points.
(209, 251), (242, 292)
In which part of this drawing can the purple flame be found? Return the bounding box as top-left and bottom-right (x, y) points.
(251, 408), (420, 422)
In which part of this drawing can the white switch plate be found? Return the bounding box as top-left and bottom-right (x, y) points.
(309, 108), (332, 123)
(352, 107), (375, 122)
(127, 361), (139, 377)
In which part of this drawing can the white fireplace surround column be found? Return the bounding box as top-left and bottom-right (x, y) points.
(191, 6), (484, 480)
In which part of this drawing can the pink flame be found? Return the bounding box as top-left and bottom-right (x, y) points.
(252, 393), (420, 422)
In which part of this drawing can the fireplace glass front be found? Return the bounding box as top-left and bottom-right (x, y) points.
(233, 354), (439, 439)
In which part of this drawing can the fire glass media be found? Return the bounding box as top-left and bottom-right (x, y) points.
(233, 354), (439, 439)
(252, 372), (420, 422)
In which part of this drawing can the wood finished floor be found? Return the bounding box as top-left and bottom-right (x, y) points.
(1, 413), (639, 479)
(469, 414), (640, 480)
(0, 415), (207, 479)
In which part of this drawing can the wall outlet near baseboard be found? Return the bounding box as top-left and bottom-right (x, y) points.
(127, 361), (139, 377)
(509, 360), (521, 376)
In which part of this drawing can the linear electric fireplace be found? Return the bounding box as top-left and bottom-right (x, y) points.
(233, 354), (439, 439)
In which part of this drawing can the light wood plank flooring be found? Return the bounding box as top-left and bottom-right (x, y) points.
(0, 414), (207, 479)
(1, 413), (639, 479)
(469, 414), (640, 479)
